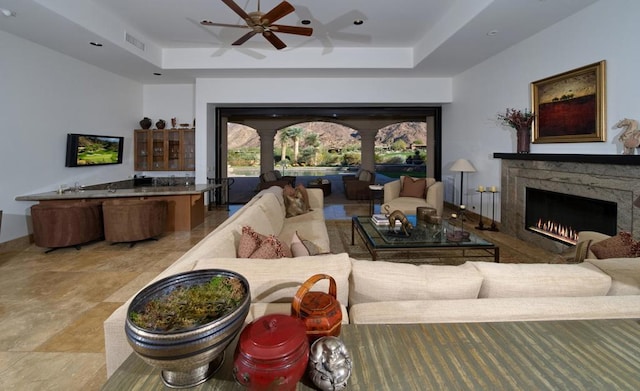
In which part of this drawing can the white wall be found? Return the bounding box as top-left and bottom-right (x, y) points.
(0, 30), (142, 243)
(443, 0), (640, 221)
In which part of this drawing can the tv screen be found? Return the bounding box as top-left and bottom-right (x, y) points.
(65, 133), (124, 167)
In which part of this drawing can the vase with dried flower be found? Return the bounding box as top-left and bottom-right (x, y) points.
(497, 108), (535, 153)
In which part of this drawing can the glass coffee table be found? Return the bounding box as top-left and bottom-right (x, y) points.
(351, 215), (499, 263)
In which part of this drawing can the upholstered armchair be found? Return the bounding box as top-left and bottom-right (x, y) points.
(382, 177), (444, 217)
(344, 169), (376, 200)
(257, 170), (296, 191)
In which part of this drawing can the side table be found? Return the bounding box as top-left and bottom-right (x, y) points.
(307, 180), (331, 196)
(368, 184), (384, 215)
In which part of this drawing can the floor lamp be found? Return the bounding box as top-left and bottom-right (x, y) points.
(451, 159), (476, 205)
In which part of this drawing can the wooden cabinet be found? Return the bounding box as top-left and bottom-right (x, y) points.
(134, 129), (195, 171)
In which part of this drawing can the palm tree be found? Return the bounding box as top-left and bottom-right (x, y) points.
(286, 126), (305, 163)
(304, 132), (321, 166)
(278, 129), (290, 162)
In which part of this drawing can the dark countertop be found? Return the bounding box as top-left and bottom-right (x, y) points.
(15, 184), (218, 201)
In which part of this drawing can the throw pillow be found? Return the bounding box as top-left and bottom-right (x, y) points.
(290, 231), (321, 257)
(283, 184), (311, 217)
(399, 176), (427, 198)
(237, 226), (265, 258)
(249, 235), (292, 259)
(573, 240), (592, 263)
(590, 231), (639, 259)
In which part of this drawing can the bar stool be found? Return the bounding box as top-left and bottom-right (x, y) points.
(31, 202), (104, 253)
(102, 199), (167, 247)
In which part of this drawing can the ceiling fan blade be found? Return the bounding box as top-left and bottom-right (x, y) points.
(222, 0), (252, 21)
(263, 31), (287, 50)
(232, 31), (258, 46)
(200, 20), (251, 29)
(270, 24), (313, 36)
(261, 1), (295, 24)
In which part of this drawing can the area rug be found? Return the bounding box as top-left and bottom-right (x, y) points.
(326, 219), (564, 264)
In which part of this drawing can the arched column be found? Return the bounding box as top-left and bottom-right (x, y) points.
(358, 130), (377, 172)
(257, 128), (277, 173)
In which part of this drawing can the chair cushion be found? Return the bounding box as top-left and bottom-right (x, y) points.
(399, 176), (426, 198)
(358, 170), (372, 182)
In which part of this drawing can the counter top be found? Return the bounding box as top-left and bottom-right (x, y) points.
(15, 184), (219, 202)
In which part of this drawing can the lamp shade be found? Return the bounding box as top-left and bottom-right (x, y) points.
(450, 159), (476, 173)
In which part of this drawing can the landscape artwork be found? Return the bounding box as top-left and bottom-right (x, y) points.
(531, 61), (606, 143)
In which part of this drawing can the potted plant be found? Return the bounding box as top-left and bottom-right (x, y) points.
(497, 108), (535, 153)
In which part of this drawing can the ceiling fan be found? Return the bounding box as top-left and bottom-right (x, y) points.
(200, 0), (313, 50)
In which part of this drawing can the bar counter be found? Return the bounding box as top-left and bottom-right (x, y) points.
(16, 184), (218, 231)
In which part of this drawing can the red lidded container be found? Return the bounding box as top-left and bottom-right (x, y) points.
(233, 314), (309, 391)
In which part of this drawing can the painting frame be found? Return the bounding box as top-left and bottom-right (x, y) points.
(531, 60), (606, 143)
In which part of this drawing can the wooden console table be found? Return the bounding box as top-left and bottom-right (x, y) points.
(101, 320), (640, 390)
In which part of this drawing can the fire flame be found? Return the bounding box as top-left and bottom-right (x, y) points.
(534, 218), (579, 244)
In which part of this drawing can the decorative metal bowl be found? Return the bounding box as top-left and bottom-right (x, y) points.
(125, 269), (251, 388)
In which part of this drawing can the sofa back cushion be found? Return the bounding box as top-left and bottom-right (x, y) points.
(194, 253), (351, 304)
(469, 261), (612, 298)
(586, 258), (640, 295)
(349, 260), (484, 306)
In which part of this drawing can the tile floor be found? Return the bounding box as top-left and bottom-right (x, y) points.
(0, 200), (558, 390)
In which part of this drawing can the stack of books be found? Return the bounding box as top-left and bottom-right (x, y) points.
(371, 214), (402, 227)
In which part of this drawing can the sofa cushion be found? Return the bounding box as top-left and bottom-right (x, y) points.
(586, 258), (640, 295)
(469, 261), (611, 298)
(194, 253), (351, 304)
(349, 260), (483, 306)
(399, 176), (426, 198)
(589, 231), (640, 259)
(348, 296), (640, 324)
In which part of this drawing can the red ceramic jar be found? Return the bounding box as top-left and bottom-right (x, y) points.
(233, 314), (309, 391)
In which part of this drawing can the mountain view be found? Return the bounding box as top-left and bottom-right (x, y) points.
(227, 121), (427, 150)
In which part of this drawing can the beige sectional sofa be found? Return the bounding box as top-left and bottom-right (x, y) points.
(103, 187), (640, 378)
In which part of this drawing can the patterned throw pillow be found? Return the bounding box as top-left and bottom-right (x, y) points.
(237, 226), (291, 259)
(590, 231), (640, 259)
(399, 176), (427, 198)
(249, 235), (292, 258)
(237, 226), (265, 257)
(283, 184), (311, 217)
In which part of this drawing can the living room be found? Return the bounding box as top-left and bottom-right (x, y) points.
(1, 0), (640, 389)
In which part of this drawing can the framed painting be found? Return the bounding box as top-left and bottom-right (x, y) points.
(531, 60), (606, 143)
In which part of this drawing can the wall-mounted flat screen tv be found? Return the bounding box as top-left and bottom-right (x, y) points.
(65, 133), (124, 167)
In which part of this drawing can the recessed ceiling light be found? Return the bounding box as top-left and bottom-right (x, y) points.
(153, 72), (162, 76)
(353, 20), (364, 26)
(486, 30), (499, 36)
(90, 42), (103, 47)
(1, 8), (16, 17)
(301, 19), (311, 25)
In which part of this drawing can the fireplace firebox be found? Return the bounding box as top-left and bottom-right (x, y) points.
(525, 188), (617, 245)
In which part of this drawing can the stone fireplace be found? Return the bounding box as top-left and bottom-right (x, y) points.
(495, 153), (640, 253)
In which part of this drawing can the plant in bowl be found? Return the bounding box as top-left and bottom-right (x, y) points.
(125, 269), (251, 388)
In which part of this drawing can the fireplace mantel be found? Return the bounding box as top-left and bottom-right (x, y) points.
(494, 153), (640, 165)
(496, 155), (640, 253)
